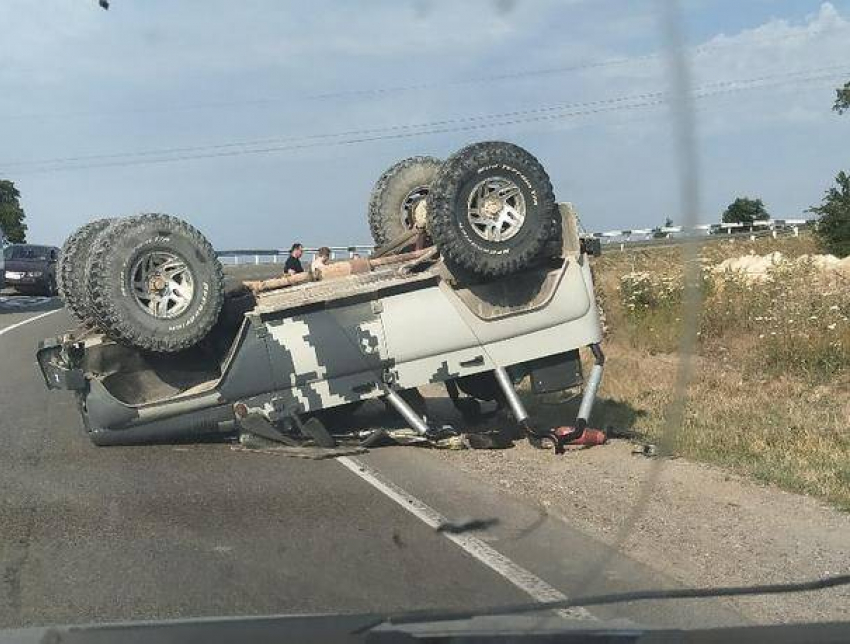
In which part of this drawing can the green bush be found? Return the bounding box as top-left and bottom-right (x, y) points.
(809, 171), (850, 258)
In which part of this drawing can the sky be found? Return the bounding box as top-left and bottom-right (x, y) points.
(1, 0), (849, 249)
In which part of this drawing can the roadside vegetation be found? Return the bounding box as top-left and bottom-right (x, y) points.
(577, 233), (850, 510)
(0, 179), (28, 243)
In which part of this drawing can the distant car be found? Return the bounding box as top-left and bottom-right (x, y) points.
(3, 244), (60, 295)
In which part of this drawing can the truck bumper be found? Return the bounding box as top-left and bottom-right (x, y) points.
(37, 337), (236, 445)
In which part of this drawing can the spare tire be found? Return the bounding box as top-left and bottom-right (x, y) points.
(87, 214), (224, 353)
(367, 156), (442, 245)
(58, 218), (115, 320)
(427, 142), (559, 277)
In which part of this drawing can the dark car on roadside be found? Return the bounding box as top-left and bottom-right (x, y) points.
(3, 244), (60, 295)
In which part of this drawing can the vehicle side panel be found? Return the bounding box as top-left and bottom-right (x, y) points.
(381, 257), (600, 388)
(262, 301), (387, 412)
(471, 259), (602, 366)
(379, 285), (496, 388)
(217, 320), (278, 401)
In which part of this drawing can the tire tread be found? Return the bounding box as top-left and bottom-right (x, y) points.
(87, 213), (224, 353)
(368, 156), (441, 245)
(58, 218), (113, 320)
(427, 142), (558, 277)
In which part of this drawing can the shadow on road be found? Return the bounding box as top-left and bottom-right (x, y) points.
(0, 293), (65, 315)
(0, 295), (65, 315)
(525, 393), (646, 434)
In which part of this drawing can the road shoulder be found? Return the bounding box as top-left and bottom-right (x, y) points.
(429, 436), (850, 624)
(358, 446), (747, 629)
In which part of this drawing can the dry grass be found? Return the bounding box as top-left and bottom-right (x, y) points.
(592, 346), (850, 510)
(575, 233), (850, 509)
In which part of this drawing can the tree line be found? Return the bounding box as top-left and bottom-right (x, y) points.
(0, 180), (27, 243)
(656, 82), (849, 256)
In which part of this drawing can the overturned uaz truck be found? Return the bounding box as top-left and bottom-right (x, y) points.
(38, 142), (605, 450)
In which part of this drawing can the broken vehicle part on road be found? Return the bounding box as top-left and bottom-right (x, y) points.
(39, 142), (606, 452)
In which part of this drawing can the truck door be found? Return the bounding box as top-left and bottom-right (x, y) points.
(379, 285), (493, 389)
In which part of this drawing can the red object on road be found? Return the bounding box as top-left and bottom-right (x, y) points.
(553, 426), (607, 448)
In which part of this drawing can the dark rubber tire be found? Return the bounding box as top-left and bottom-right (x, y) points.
(44, 275), (58, 297)
(58, 218), (114, 320)
(368, 156), (442, 246)
(87, 213), (224, 353)
(427, 141), (559, 277)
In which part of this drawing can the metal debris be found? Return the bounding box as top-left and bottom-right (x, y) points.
(234, 433), (366, 459)
(632, 443), (658, 457)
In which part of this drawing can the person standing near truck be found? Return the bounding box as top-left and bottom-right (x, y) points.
(284, 243), (304, 275)
(311, 246), (332, 272)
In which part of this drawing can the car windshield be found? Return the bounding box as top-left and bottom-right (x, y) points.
(0, 1), (848, 639)
(4, 245), (51, 260)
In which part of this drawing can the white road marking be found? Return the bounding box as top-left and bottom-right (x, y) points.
(0, 308), (63, 338)
(337, 455), (595, 621)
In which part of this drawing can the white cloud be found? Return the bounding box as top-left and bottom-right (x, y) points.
(691, 3), (850, 134)
(578, 3), (850, 137)
(693, 2), (849, 80)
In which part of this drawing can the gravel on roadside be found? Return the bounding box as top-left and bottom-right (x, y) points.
(420, 389), (850, 625)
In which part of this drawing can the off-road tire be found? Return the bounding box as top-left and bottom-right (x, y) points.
(58, 218), (114, 320)
(427, 142), (559, 277)
(368, 156), (442, 246)
(87, 213), (224, 353)
(44, 275), (58, 297)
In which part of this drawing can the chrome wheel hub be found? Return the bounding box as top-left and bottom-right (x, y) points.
(467, 177), (526, 242)
(130, 251), (195, 319)
(401, 186), (429, 230)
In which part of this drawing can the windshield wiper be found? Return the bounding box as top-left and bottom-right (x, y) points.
(355, 573), (850, 633)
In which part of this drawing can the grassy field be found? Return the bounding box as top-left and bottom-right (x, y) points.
(550, 234), (850, 509)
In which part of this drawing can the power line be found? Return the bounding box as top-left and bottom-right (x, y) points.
(2, 69), (844, 176)
(0, 89), (672, 167)
(0, 26), (841, 122)
(5, 90), (671, 167)
(5, 72), (843, 175)
(2, 64), (847, 174)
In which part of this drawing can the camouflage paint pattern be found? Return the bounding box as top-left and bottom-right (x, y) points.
(46, 206), (604, 443)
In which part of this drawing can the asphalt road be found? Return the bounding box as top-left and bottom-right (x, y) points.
(0, 296), (746, 631)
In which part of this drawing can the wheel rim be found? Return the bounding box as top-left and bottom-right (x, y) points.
(130, 251), (195, 319)
(466, 177), (526, 242)
(400, 186), (429, 230)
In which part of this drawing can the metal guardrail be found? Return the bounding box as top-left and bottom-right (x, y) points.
(596, 225), (810, 251)
(216, 220), (814, 264)
(216, 245), (375, 265)
(591, 218), (813, 242)
(601, 227), (796, 249)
